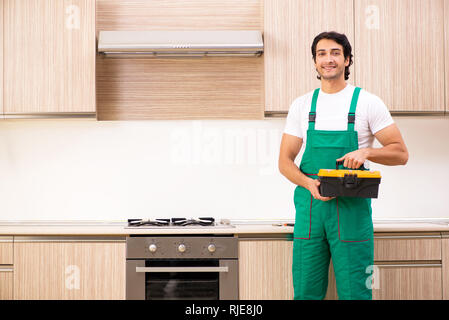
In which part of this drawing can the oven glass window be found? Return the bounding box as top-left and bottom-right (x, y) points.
(145, 260), (219, 300)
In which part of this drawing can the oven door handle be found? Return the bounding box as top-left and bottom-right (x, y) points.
(135, 266), (229, 273)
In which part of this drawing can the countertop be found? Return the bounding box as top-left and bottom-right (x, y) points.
(0, 220), (449, 235)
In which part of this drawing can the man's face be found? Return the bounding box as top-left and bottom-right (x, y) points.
(314, 39), (349, 81)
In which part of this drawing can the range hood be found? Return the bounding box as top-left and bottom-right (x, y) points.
(97, 30), (264, 58)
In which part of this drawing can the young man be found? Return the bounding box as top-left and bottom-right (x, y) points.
(278, 31), (409, 300)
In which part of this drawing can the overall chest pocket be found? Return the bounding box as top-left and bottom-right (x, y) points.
(309, 130), (358, 149)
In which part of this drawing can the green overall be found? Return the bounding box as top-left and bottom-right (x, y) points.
(292, 87), (374, 300)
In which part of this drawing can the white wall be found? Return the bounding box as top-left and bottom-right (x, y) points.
(0, 117), (447, 221)
(370, 117), (449, 220)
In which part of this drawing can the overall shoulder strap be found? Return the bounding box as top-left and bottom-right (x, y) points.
(308, 88), (320, 131)
(348, 87), (361, 131)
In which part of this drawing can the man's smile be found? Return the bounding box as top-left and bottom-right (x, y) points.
(323, 65), (337, 71)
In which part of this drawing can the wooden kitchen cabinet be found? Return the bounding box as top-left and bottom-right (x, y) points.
(442, 234), (449, 300)
(0, 237), (13, 265)
(327, 233), (443, 300)
(239, 238), (294, 299)
(0, 236), (14, 300)
(354, 0), (445, 112)
(373, 233), (441, 261)
(0, 267), (14, 300)
(264, 0), (354, 113)
(372, 233), (442, 300)
(3, 0), (96, 114)
(242, 233), (443, 300)
(372, 264), (442, 300)
(238, 238), (338, 300)
(96, 0), (263, 120)
(13, 237), (126, 300)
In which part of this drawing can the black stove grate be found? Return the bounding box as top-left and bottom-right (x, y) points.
(127, 217), (215, 227)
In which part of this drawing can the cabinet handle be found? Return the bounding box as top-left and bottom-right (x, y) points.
(136, 266), (229, 273)
(3, 113), (96, 119)
(14, 236), (125, 242)
(375, 263), (442, 268)
(0, 268), (13, 272)
(374, 235), (441, 239)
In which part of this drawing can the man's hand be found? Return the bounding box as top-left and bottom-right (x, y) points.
(336, 148), (370, 169)
(306, 178), (334, 201)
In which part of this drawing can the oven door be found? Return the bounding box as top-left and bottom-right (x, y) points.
(126, 259), (238, 300)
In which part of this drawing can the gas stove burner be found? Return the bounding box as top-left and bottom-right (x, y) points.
(127, 217), (217, 227)
(127, 218), (170, 227)
(171, 217), (215, 226)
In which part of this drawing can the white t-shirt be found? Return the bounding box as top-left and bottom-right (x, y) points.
(284, 84), (394, 168)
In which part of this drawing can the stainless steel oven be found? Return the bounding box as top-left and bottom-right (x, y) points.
(126, 235), (239, 300)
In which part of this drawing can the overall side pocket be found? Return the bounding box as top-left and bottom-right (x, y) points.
(293, 186), (312, 239)
(336, 197), (373, 242)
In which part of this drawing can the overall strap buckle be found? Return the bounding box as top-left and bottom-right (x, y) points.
(347, 87), (361, 131)
(348, 113), (355, 124)
(308, 88), (320, 131)
(309, 112), (316, 122)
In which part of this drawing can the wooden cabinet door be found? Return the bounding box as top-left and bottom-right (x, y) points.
(0, 237), (13, 300)
(354, 0), (445, 112)
(374, 234), (442, 261)
(0, 268), (14, 300)
(239, 239), (293, 299)
(264, 0), (354, 113)
(4, 0), (96, 114)
(96, 0), (263, 120)
(372, 264), (442, 300)
(0, 237), (13, 265)
(372, 234), (443, 299)
(14, 237), (126, 300)
(442, 237), (449, 300)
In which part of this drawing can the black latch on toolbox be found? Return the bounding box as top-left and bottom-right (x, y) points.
(342, 173), (359, 189)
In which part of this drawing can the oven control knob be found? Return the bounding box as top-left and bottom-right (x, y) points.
(178, 244), (186, 253)
(207, 244), (216, 253)
(149, 244), (157, 253)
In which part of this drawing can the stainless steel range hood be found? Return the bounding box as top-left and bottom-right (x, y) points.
(97, 30), (264, 58)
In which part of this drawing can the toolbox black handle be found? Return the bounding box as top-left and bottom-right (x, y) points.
(336, 160), (368, 171)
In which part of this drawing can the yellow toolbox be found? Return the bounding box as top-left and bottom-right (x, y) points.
(318, 163), (381, 198)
